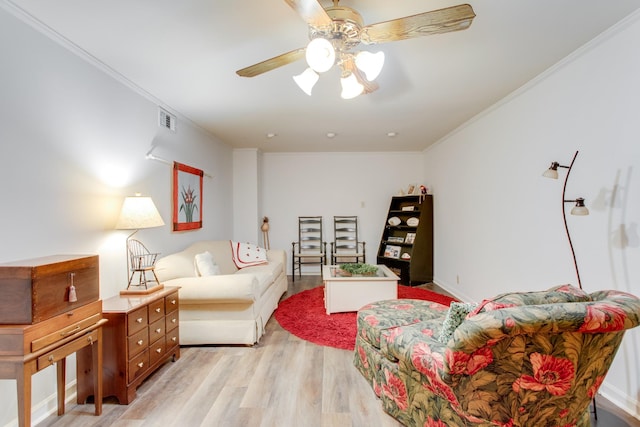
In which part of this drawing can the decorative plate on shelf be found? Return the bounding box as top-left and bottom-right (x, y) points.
(388, 217), (401, 226)
(401, 253), (411, 260)
(407, 217), (419, 227)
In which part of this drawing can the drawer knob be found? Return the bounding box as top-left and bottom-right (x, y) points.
(171, 319), (177, 324)
(88, 335), (94, 345)
(155, 308), (161, 313)
(137, 362), (144, 368)
(156, 348), (162, 353)
(137, 340), (144, 346)
(155, 328), (162, 334)
(171, 337), (177, 342)
(48, 355), (54, 363)
(170, 299), (176, 305)
(136, 318), (143, 323)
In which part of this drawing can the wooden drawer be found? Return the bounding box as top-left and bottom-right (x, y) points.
(127, 327), (148, 359)
(165, 292), (179, 314)
(37, 328), (99, 370)
(149, 318), (165, 344)
(127, 306), (148, 336)
(148, 299), (165, 324)
(0, 300), (102, 357)
(128, 349), (149, 384)
(165, 310), (179, 332)
(148, 337), (166, 366)
(166, 328), (179, 349)
(31, 313), (102, 352)
(0, 255), (99, 324)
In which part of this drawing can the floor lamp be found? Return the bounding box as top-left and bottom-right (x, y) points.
(543, 151), (596, 417)
(542, 151), (590, 290)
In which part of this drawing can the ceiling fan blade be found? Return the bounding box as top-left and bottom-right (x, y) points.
(361, 4), (476, 44)
(283, 0), (333, 29)
(236, 48), (306, 77)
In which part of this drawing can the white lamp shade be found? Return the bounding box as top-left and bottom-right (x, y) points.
(293, 68), (319, 96)
(305, 38), (335, 73)
(340, 73), (364, 99)
(116, 195), (165, 230)
(355, 51), (385, 81)
(570, 198), (589, 216)
(570, 205), (589, 215)
(542, 168), (559, 179)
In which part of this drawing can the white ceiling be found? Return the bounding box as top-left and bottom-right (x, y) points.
(5, 0), (640, 152)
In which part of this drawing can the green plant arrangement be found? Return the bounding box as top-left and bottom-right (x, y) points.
(339, 263), (378, 276)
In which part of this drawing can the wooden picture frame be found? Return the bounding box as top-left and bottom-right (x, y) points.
(173, 162), (203, 231)
(405, 232), (416, 244)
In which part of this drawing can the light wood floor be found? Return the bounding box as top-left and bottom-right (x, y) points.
(38, 276), (639, 427)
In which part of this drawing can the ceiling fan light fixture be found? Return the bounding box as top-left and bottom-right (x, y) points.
(340, 73), (364, 99)
(355, 51), (385, 81)
(305, 38), (336, 73)
(293, 67), (319, 95)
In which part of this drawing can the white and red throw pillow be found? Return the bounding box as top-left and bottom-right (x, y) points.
(230, 241), (268, 269)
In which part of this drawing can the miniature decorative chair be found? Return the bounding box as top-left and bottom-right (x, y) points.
(126, 239), (161, 290)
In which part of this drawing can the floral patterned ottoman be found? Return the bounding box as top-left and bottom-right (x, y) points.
(354, 285), (640, 427)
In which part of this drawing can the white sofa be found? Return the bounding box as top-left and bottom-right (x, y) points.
(154, 240), (287, 345)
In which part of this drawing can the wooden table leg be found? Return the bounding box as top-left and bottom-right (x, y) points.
(56, 357), (66, 415)
(16, 360), (36, 427)
(93, 328), (103, 415)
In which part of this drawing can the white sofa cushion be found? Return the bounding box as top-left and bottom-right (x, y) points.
(194, 251), (221, 276)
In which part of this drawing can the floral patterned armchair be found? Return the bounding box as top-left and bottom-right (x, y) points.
(354, 285), (640, 427)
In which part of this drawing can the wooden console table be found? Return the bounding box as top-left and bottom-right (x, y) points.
(0, 301), (106, 427)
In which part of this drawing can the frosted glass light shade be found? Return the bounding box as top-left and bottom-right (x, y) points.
(542, 162), (560, 179)
(355, 51), (385, 81)
(116, 195), (164, 230)
(340, 73), (364, 99)
(293, 68), (319, 96)
(570, 198), (589, 216)
(306, 38), (335, 73)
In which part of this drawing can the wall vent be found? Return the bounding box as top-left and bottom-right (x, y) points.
(158, 108), (176, 132)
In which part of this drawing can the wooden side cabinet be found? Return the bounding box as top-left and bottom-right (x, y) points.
(77, 286), (180, 405)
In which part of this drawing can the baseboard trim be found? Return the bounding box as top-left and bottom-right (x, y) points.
(599, 383), (640, 421)
(4, 381), (77, 427)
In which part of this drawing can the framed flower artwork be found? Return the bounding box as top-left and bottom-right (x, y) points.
(173, 161), (203, 231)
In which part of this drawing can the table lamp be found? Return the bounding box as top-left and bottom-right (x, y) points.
(115, 193), (165, 294)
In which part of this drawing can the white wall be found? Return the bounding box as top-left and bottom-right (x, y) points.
(261, 152), (424, 274)
(424, 12), (640, 418)
(0, 7), (234, 426)
(233, 149), (261, 244)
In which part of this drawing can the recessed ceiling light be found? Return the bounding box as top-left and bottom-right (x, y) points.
(387, 132), (398, 137)
(266, 132), (277, 138)
(326, 132), (337, 138)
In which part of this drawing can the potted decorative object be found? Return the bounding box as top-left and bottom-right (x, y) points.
(338, 263), (378, 277)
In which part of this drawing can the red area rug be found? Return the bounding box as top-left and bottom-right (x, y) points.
(274, 285), (457, 350)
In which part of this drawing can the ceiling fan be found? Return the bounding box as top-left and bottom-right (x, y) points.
(236, 0), (476, 98)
